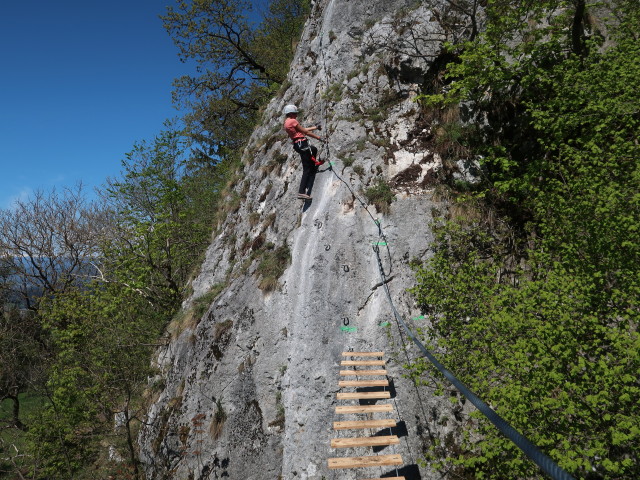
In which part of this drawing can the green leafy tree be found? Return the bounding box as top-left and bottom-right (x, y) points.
(28, 283), (168, 479)
(0, 185), (104, 475)
(162, 0), (309, 157)
(100, 126), (210, 310)
(412, 216), (639, 478)
(410, 1), (640, 478)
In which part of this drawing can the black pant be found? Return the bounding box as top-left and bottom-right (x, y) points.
(293, 140), (318, 195)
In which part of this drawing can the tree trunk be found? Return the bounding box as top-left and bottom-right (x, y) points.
(124, 403), (140, 480)
(572, 0), (587, 57)
(7, 395), (26, 431)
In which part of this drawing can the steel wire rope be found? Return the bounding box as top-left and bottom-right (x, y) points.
(313, 18), (575, 480)
(316, 22), (394, 277)
(316, 15), (433, 477)
(373, 245), (576, 480)
(316, 19), (431, 476)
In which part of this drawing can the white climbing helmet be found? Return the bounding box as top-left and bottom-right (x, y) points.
(283, 104), (299, 115)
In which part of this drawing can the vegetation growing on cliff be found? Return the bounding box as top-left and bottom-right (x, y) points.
(410, 1), (639, 478)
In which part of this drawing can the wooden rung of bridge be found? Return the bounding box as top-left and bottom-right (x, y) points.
(341, 351), (385, 357)
(341, 360), (385, 366)
(339, 379), (389, 388)
(360, 477), (406, 480)
(340, 369), (387, 376)
(337, 391), (391, 400)
(327, 454), (403, 469)
(331, 435), (399, 448)
(335, 404), (393, 414)
(334, 419), (397, 430)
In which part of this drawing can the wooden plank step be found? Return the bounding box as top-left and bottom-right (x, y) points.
(339, 379), (389, 388)
(337, 391), (391, 400)
(331, 435), (399, 448)
(341, 360), (385, 366)
(361, 477), (406, 480)
(334, 419), (397, 430)
(341, 351), (385, 357)
(328, 454), (403, 469)
(340, 369), (387, 376)
(335, 404), (393, 414)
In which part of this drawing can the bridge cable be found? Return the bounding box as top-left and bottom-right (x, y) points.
(312, 10), (575, 480)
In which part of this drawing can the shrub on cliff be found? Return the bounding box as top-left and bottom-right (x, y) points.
(411, 1), (640, 478)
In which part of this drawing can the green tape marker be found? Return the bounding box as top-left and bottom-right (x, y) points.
(372, 242), (387, 246)
(412, 315), (425, 321)
(341, 326), (357, 333)
(379, 322), (390, 327)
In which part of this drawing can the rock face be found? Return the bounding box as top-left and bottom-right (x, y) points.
(139, 1), (465, 478)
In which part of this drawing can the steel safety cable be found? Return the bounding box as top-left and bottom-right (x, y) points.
(372, 246), (575, 480)
(315, 8), (572, 480)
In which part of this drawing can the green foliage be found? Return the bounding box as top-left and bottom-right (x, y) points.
(26, 283), (168, 478)
(255, 243), (291, 292)
(363, 90), (402, 122)
(410, 1), (640, 478)
(102, 126), (211, 310)
(1, 1), (313, 478)
(364, 180), (395, 214)
(193, 284), (225, 319)
(412, 217), (640, 478)
(162, 0), (309, 157)
(0, 392), (45, 476)
(209, 398), (226, 440)
(322, 82), (344, 102)
(340, 155), (355, 168)
(0, 308), (43, 429)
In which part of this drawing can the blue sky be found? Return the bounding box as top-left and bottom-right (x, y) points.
(0, 1), (192, 208)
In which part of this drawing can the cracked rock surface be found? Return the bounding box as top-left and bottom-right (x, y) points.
(138, 1), (469, 478)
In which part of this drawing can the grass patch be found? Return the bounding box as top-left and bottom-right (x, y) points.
(209, 398), (226, 440)
(0, 392), (47, 475)
(274, 152), (288, 164)
(263, 212), (277, 229)
(255, 243), (291, 292)
(223, 192), (241, 214)
(364, 180), (395, 214)
(213, 320), (233, 343)
(249, 212), (261, 227)
(276, 79), (292, 99)
(168, 284), (226, 339)
(323, 82), (343, 102)
(340, 155), (356, 167)
(193, 284), (225, 319)
(269, 391), (285, 429)
(364, 90), (403, 122)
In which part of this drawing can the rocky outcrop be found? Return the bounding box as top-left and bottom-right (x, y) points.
(138, 1), (466, 478)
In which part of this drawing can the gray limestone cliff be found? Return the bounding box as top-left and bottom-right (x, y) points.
(138, 1), (469, 478)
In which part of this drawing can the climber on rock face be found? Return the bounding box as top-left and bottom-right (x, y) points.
(283, 104), (324, 201)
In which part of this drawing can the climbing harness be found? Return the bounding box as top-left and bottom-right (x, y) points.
(293, 138), (323, 166)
